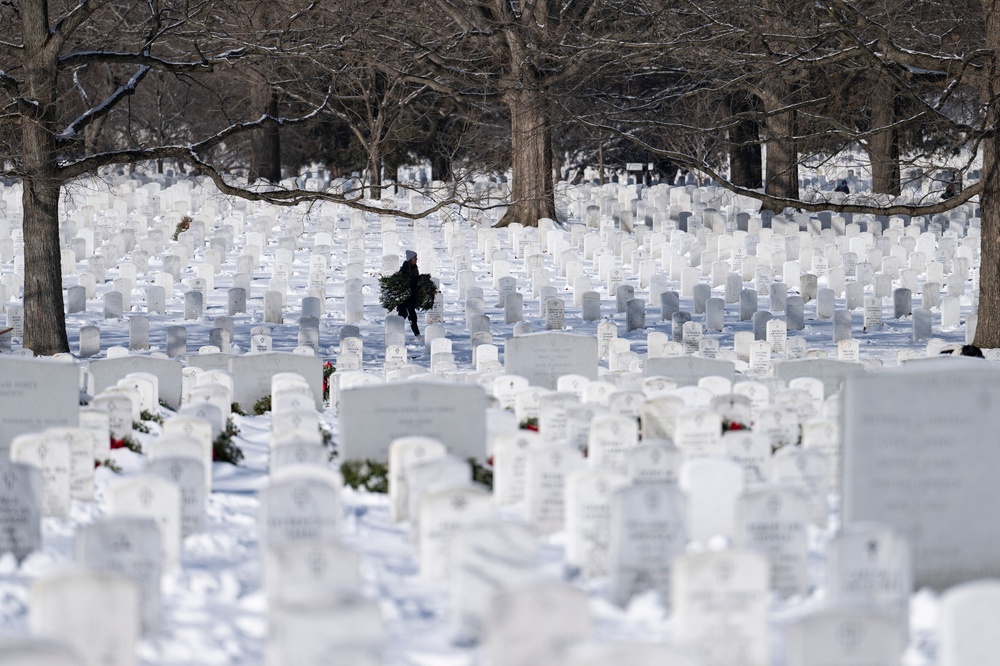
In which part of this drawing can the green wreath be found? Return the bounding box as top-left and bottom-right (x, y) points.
(379, 272), (437, 311)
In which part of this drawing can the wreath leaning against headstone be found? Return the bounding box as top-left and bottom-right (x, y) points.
(378, 272), (437, 311)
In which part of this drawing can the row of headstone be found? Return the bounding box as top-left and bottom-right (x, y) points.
(333, 421), (999, 666)
(0, 172), (990, 665)
(3, 167), (971, 384)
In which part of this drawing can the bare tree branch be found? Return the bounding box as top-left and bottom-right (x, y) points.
(58, 65), (151, 142)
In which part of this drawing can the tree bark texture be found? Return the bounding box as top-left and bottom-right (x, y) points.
(431, 151), (453, 182)
(249, 90), (282, 184)
(728, 93), (763, 189)
(425, 102), (458, 182)
(20, 5), (70, 355)
(21, 178), (68, 356)
(497, 89), (557, 227)
(869, 69), (901, 196)
(974, 0), (1000, 348)
(368, 144), (383, 200)
(763, 80), (799, 204)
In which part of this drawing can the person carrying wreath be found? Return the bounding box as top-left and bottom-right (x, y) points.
(397, 250), (421, 336)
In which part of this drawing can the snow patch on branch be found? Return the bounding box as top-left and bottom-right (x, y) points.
(57, 66), (151, 141)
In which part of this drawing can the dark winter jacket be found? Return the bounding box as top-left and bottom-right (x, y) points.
(398, 261), (420, 305)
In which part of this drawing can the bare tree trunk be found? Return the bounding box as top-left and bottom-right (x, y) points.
(974, 0), (1000, 348)
(83, 116), (106, 157)
(368, 146), (382, 200)
(249, 90), (281, 184)
(383, 149), (402, 187)
(264, 91), (282, 182)
(431, 151), (453, 182)
(763, 81), (799, 203)
(21, 5), (69, 355)
(870, 69), (901, 196)
(426, 104), (457, 182)
(975, 134), (1000, 349)
(598, 137), (605, 185)
(728, 93), (763, 189)
(497, 88), (557, 227)
(22, 178), (68, 356)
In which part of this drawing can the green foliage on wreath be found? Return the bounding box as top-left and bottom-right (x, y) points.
(96, 458), (123, 473)
(253, 395), (272, 415)
(340, 460), (389, 493)
(413, 275), (437, 310)
(172, 215), (192, 241)
(320, 426), (334, 454)
(213, 418), (244, 465)
(230, 402), (247, 417)
(119, 435), (143, 454)
(378, 272), (437, 311)
(470, 458), (493, 490)
(339, 457), (491, 494)
(140, 409), (164, 425)
(132, 421), (150, 434)
(314, 425), (335, 461)
(770, 428), (803, 454)
(721, 418), (749, 434)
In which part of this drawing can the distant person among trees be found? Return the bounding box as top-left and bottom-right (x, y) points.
(397, 250), (421, 336)
(834, 180), (850, 194)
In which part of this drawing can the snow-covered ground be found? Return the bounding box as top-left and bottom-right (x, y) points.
(0, 168), (984, 664)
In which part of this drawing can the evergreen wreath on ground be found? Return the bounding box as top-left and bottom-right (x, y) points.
(323, 361), (335, 397)
(319, 426), (335, 459)
(722, 418), (749, 433)
(140, 409), (164, 425)
(171, 215), (192, 241)
(110, 434), (142, 453)
(253, 395), (272, 415)
(378, 272), (437, 311)
(95, 458), (122, 473)
(340, 460), (389, 493)
(340, 457), (493, 493)
(213, 418), (244, 465)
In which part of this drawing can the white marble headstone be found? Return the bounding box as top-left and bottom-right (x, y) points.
(672, 549), (770, 666)
(608, 483), (687, 607)
(30, 569), (139, 666)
